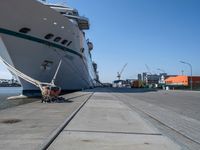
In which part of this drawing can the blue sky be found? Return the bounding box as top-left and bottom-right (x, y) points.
(1, 0), (200, 82)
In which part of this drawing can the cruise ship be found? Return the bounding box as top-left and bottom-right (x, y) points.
(0, 0), (99, 94)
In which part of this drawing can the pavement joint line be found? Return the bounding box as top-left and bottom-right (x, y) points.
(117, 93), (200, 146)
(63, 129), (162, 136)
(89, 99), (117, 101)
(37, 92), (94, 150)
(65, 93), (92, 101)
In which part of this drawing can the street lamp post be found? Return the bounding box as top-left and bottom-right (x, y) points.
(181, 70), (184, 75)
(180, 61), (193, 90)
(157, 68), (166, 86)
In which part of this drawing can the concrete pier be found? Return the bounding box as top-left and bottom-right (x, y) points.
(0, 92), (92, 150)
(1, 88), (200, 149)
(48, 90), (180, 150)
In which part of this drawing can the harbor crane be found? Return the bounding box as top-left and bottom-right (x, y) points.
(145, 64), (152, 75)
(0, 57), (64, 103)
(117, 63), (127, 80)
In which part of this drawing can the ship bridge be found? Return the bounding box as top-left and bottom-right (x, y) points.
(46, 4), (90, 30)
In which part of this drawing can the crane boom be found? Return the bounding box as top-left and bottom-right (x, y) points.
(117, 63), (127, 80)
(120, 63), (127, 75)
(145, 64), (152, 75)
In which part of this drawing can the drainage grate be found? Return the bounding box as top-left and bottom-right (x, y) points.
(0, 119), (22, 124)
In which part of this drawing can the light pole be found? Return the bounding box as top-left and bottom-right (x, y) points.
(157, 68), (166, 86)
(181, 70), (184, 75)
(180, 61), (193, 90)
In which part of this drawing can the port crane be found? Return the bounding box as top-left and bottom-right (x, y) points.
(117, 63), (127, 80)
(0, 57), (63, 103)
(145, 64), (152, 75)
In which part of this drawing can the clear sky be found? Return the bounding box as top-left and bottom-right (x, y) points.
(1, 0), (200, 82)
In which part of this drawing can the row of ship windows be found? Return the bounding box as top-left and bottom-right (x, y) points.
(19, 27), (72, 46)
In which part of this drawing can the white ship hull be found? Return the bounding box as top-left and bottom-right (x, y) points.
(0, 0), (97, 93)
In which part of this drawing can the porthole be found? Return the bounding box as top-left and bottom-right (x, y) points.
(19, 27), (31, 34)
(45, 34), (54, 39)
(61, 39), (68, 45)
(54, 37), (62, 42)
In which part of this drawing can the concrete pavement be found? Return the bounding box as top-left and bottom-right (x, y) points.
(110, 88), (200, 149)
(48, 91), (181, 150)
(124, 89), (200, 121)
(118, 93), (200, 144)
(0, 91), (93, 150)
(1, 88), (198, 149)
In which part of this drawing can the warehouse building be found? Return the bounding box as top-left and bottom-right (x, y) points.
(165, 76), (200, 89)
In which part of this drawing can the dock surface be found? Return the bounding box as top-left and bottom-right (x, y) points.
(0, 88), (200, 150)
(0, 92), (92, 150)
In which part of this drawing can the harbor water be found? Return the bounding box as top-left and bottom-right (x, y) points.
(0, 87), (22, 109)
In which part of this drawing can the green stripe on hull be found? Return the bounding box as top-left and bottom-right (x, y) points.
(0, 27), (82, 58)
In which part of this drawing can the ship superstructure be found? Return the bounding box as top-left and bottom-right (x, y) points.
(0, 0), (98, 94)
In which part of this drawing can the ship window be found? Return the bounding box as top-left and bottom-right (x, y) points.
(67, 12), (73, 15)
(73, 11), (78, 16)
(60, 12), (66, 15)
(61, 39), (68, 45)
(45, 34), (54, 39)
(19, 27), (31, 33)
(67, 41), (72, 46)
(54, 37), (62, 42)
